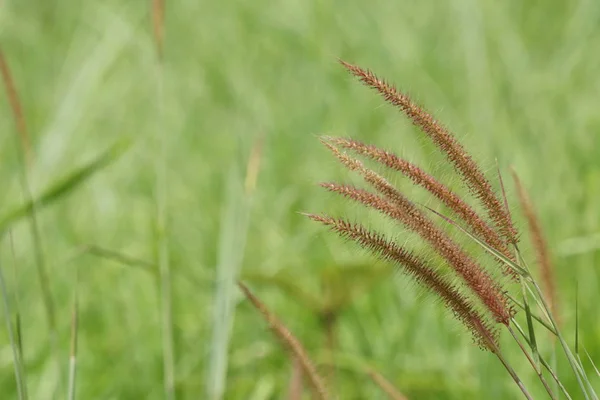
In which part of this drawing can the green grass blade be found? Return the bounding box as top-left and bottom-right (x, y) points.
(520, 281), (541, 373)
(505, 292), (556, 334)
(511, 320), (573, 400)
(8, 232), (25, 375)
(0, 140), (130, 233)
(584, 348), (600, 378)
(0, 253), (28, 400)
(576, 281), (580, 355)
(151, 3), (175, 396)
(67, 268), (79, 400)
(207, 171), (250, 400)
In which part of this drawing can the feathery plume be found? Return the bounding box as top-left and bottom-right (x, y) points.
(323, 136), (517, 277)
(237, 282), (329, 400)
(304, 214), (499, 350)
(339, 60), (518, 245)
(319, 145), (511, 324)
(511, 171), (559, 324)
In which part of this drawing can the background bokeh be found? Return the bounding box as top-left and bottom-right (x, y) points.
(1, 1), (600, 398)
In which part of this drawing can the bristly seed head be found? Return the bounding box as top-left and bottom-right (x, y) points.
(306, 61), (523, 352)
(305, 213), (500, 350)
(322, 136), (518, 279)
(319, 181), (512, 325)
(338, 60), (518, 246)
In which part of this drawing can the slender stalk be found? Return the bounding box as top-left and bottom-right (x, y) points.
(0, 256), (28, 400)
(516, 251), (596, 399)
(506, 293), (556, 334)
(8, 232), (25, 375)
(511, 319), (573, 400)
(529, 278), (596, 399)
(238, 282), (328, 400)
(151, 0), (175, 398)
(490, 343), (533, 400)
(366, 368), (408, 400)
(507, 325), (557, 400)
(0, 45), (61, 396)
(287, 357), (303, 400)
(67, 269), (79, 400)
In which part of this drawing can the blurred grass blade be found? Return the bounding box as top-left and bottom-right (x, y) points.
(150, 0), (174, 396)
(67, 268), (79, 400)
(8, 232), (25, 369)
(207, 171), (250, 400)
(576, 281), (579, 354)
(0, 254), (28, 400)
(2, 43), (61, 395)
(238, 282), (328, 400)
(0, 140), (129, 232)
(0, 47), (33, 167)
(367, 368), (408, 400)
(242, 272), (322, 312)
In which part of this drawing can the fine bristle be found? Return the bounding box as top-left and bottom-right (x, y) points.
(339, 60), (518, 246)
(323, 136), (518, 279)
(318, 145), (511, 325)
(305, 214), (499, 350)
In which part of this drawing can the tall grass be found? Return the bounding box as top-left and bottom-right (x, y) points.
(1, 1), (600, 398)
(150, 0), (176, 398)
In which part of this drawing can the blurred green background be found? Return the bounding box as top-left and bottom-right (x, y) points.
(1, 1), (600, 399)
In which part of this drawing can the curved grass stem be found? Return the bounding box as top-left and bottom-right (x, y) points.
(507, 324), (558, 400)
(490, 343), (533, 400)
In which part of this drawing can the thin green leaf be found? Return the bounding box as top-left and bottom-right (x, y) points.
(521, 281), (541, 373)
(511, 320), (573, 400)
(0, 254), (28, 400)
(0, 140), (130, 232)
(67, 268), (79, 400)
(576, 281), (580, 355)
(505, 293), (556, 334)
(584, 348), (600, 379)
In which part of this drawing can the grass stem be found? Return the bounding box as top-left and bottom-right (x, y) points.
(0, 255), (28, 400)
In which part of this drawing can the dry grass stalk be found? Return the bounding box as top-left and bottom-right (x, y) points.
(0, 47), (33, 166)
(287, 357), (303, 400)
(244, 134), (264, 195)
(151, 0), (165, 59)
(324, 136), (517, 277)
(511, 171), (559, 324)
(237, 282), (329, 400)
(339, 60), (517, 245)
(304, 214), (499, 350)
(319, 144), (511, 325)
(366, 368), (408, 400)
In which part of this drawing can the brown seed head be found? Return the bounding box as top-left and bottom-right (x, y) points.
(305, 214), (500, 350)
(339, 60), (518, 245)
(323, 136), (518, 278)
(320, 181), (512, 325)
